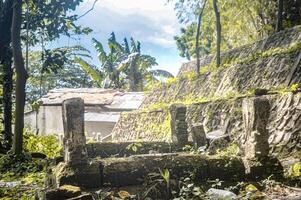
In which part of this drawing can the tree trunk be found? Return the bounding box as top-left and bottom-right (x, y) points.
(276, 0), (283, 32)
(11, 0), (27, 155)
(0, 0), (14, 149)
(195, 0), (207, 75)
(213, 0), (221, 67)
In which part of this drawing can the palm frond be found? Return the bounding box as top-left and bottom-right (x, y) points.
(92, 38), (107, 62)
(74, 57), (103, 87)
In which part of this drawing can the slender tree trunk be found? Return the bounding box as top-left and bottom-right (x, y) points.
(196, 0), (207, 75)
(276, 0), (283, 32)
(213, 0), (221, 68)
(12, 0), (27, 155)
(0, 0), (14, 149)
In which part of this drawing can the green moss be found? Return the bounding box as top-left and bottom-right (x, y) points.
(215, 143), (239, 158)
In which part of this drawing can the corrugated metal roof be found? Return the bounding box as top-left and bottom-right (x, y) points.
(40, 88), (144, 110)
(85, 112), (120, 122)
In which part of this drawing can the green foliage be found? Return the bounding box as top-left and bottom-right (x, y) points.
(126, 142), (143, 153)
(23, 132), (62, 159)
(74, 57), (103, 87)
(288, 163), (301, 178)
(26, 47), (94, 103)
(78, 32), (173, 91)
(0, 152), (42, 177)
(171, 0), (301, 60)
(214, 143), (239, 158)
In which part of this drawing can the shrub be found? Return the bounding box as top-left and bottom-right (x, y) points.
(23, 130), (62, 159)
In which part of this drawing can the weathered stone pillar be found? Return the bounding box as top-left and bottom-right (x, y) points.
(241, 97), (283, 179)
(191, 123), (207, 148)
(170, 104), (189, 145)
(62, 98), (88, 165)
(242, 97), (270, 159)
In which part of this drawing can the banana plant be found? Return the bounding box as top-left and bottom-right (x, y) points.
(76, 32), (174, 91)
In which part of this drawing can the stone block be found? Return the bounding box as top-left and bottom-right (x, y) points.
(191, 123), (207, 148)
(170, 104), (189, 145)
(62, 98), (88, 165)
(242, 97), (270, 159)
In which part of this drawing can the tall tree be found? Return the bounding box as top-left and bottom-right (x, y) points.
(196, 0), (207, 75)
(11, 0), (26, 155)
(213, 0), (221, 67)
(0, 0), (14, 149)
(276, 0), (283, 32)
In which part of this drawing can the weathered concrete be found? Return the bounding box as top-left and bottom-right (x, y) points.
(62, 98), (88, 165)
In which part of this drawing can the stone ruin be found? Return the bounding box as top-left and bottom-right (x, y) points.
(41, 94), (286, 199)
(40, 26), (301, 199)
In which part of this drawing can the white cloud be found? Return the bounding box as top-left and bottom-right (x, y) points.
(74, 0), (186, 74)
(147, 36), (174, 47)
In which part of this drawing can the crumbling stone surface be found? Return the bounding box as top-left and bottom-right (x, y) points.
(100, 153), (245, 187)
(52, 162), (102, 189)
(242, 97), (270, 159)
(112, 109), (170, 142)
(170, 104), (189, 145)
(62, 98), (88, 166)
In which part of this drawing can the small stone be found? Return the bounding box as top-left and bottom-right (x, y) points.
(207, 188), (237, 200)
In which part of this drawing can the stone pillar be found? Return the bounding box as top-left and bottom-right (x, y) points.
(62, 98), (88, 165)
(191, 123), (207, 148)
(170, 104), (189, 145)
(242, 97), (270, 159)
(241, 97), (282, 179)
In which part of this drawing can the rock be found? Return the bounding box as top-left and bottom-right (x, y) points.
(62, 98), (88, 166)
(206, 130), (224, 140)
(44, 185), (81, 200)
(170, 104), (189, 145)
(206, 129), (230, 155)
(207, 135), (230, 155)
(191, 123), (207, 148)
(206, 188), (237, 200)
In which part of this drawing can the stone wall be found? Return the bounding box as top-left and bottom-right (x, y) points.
(112, 109), (170, 142)
(142, 25), (301, 106)
(186, 92), (301, 154)
(112, 26), (301, 153)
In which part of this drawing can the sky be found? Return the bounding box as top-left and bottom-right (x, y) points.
(50, 0), (187, 76)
